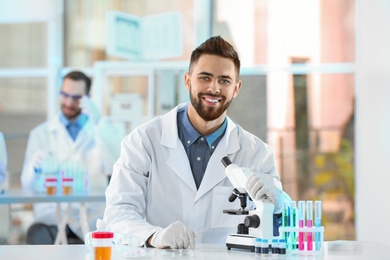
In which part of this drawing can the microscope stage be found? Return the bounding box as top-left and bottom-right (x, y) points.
(223, 209), (249, 215)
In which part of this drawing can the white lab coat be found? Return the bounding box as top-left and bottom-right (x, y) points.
(21, 113), (122, 239)
(104, 103), (290, 245)
(0, 132), (7, 187)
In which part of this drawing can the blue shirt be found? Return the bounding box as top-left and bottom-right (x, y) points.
(177, 105), (227, 189)
(59, 113), (88, 141)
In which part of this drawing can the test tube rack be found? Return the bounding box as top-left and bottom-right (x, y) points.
(278, 226), (324, 255)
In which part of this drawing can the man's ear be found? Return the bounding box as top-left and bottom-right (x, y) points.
(233, 80), (242, 98)
(184, 72), (191, 91)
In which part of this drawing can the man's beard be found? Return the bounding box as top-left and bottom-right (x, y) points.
(189, 87), (232, 121)
(62, 105), (82, 121)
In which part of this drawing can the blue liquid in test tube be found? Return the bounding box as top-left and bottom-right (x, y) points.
(314, 201), (322, 251)
(290, 201), (297, 250)
(282, 201), (290, 249)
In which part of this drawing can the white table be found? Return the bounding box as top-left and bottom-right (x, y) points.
(0, 241), (389, 260)
(0, 189), (105, 245)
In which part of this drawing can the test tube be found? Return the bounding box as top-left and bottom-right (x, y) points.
(298, 201), (305, 251)
(314, 201), (322, 251)
(306, 201), (313, 250)
(282, 201), (290, 249)
(290, 201), (297, 250)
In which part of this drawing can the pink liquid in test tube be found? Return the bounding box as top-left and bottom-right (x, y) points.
(306, 201), (313, 251)
(298, 201), (305, 251)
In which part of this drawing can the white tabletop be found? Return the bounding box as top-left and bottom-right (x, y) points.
(1, 241), (390, 260)
(0, 189), (105, 204)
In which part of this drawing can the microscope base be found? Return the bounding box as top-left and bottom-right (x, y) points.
(226, 234), (256, 252)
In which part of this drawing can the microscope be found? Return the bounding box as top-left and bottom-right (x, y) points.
(221, 156), (275, 252)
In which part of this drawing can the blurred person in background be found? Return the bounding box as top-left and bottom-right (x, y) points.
(0, 131), (6, 189)
(0, 131), (9, 244)
(21, 71), (124, 244)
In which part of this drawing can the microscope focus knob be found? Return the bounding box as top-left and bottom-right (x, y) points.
(237, 223), (249, 234)
(244, 215), (260, 228)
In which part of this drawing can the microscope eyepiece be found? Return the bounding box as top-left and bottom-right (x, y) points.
(221, 156), (232, 167)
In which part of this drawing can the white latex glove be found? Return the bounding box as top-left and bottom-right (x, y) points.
(80, 95), (101, 125)
(96, 219), (106, 230)
(31, 150), (50, 169)
(246, 168), (284, 212)
(149, 221), (196, 249)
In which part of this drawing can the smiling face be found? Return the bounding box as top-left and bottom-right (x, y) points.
(185, 54), (242, 123)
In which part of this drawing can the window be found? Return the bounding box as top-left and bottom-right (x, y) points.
(213, 0), (356, 240)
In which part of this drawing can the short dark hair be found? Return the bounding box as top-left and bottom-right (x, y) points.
(189, 36), (241, 79)
(63, 71), (92, 95)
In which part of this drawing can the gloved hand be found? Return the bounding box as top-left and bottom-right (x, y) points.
(246, 168), (284, 212)
(80, 95), (101, 125)
(149, 221), (196, 249)
(31, 150), (50, 170)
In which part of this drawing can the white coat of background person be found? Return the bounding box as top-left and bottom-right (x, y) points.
(103, 36), (292, 249)
(0, 131), (9, 244)
(0, 132), (7, 188)
(21, 71), (124, 244)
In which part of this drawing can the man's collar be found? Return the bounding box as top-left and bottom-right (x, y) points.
(59, 112), (88, 127)
(179, 106), (227, 148)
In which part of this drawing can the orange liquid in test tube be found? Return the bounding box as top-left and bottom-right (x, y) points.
(45, 178), (57, 195)
(94, 246), (112, 260)
(62, 186), (73, 195)
(62, 177), (74, 195)
(46, 186), (57, 195)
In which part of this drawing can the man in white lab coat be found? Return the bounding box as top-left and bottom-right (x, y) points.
(0, 131), (6, 188)
(103, 36), (291, 249)
(0, 131), (9, 244)
(21, 71), (123, 244)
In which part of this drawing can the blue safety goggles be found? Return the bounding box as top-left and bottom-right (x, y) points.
(59, 91), (83, 101)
